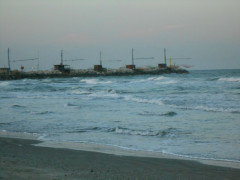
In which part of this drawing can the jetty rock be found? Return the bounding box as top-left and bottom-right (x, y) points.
(0, 67), (188, 80)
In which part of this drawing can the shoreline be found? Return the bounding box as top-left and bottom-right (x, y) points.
(36, 140), (240, 170)
(0, 131), (239, 170)
(1, 136), (240, 180)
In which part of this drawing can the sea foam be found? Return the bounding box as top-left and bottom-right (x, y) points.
(124, 96), (164, 106)
(80, 78), (112, 84)
(0, 81), (10, 86)
(218, 77), (240, 82)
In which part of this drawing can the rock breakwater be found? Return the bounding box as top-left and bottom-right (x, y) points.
(0, 67), (188, 80)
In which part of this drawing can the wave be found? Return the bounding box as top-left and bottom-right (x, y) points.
(32, 85), (59, 92)
(178, 105), (240, 114)
(14, 95), (52, 99)
(138, 111), (177, 117)
(72, 88), (164, 106)
(71, 90), (92, 95)
(124, 96), (164, 106)
(0, 81), (11, 86)
(207, 77), (219, 81)
(41, 79), (53, 83)
(0, 122), (13, 126)
(34, 111), (54, 115)
(149, 76), (178, 84)
(218, 77), (240, 82)
(64, 102), (81, 108)
(11, 104), (26, 108)
(161, 150), (240, 164)
(131, 76), (169, 83)
(66, 127), (103, 133)
(156, 80), (178, 85)
(88, 90), (120, 99)
(163, 111), (177, 116)
(192, 106), (240, 114)
(87, 90), (164, 106)
(145, 76), (178, 84)
(62, 126), (182, 138)
(35, 134), (240, 165)
(111, 127), (179, 137)
(149, 76), (166, 81)
(23, 111), (54, 115)
(0, 96), (13, 99)
(80, 78), (113, 85)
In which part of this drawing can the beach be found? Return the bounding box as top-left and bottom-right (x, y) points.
(1, 137), (240, 180)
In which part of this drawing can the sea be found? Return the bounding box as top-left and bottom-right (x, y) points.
(0, 69), (240, 163)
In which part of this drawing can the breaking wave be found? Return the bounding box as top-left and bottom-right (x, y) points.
(71, 90), (92, 95)
(66, 127), (103, 133)
(80, 78), (113, 85)
(65, 126), (183, 138)
(124, 96), (164, 106)
(112, 127), (180, 137)
(156, 80), (178, 85)
(89, 91), (120, 99)
(179, 105), (240, 114)
(161, 150), (240, 164)
(148, 76), (166, 81)
(0, 81), (11, 86)
(132, 76), (175, 84)
(218, 77), (240, 82)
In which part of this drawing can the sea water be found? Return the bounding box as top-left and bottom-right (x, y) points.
(0, 69), (240, 162)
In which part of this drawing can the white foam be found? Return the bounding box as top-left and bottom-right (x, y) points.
(143, 76), (166, 81)
(71, 90), (91, 95)
(124, 96), (164, 106)
(132, 76), (167, 83)
(0, 81), (10, 86)
(161, 150), (240, 168)
(80, 79), (98, 84)
(133, 76), (178, 85)
(115, 127), (160, 136)
(37, 133), (48, 140)
(0, 130), (39, 140)
(153, 76), (167, 81)
(80, 79), (112, 84)
(89, 91), (120, 99)
(219, 77), (240, 82)
(182, 105), (240, 114)
(156, 80), (178, 85)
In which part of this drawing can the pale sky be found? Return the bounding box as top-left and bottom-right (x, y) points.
(0, 0), (240, 70)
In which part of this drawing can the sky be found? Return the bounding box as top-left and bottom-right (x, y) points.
(0, 0), (240, 70)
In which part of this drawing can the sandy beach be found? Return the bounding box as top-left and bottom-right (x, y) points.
(1, 137), (240, 180)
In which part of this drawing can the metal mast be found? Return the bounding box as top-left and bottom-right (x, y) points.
(37, 51), (40, 70)
(61, 50), (63, 65)
(100, 51), (102, 66)
(8, 48), (10, 70)
(164, 48), (167, 66)
(132, 48), (134, 65)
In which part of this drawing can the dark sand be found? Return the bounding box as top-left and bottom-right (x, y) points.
(0, 137), (240, 180)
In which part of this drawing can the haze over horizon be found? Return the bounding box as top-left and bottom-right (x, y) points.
(0, 0), (240, 71)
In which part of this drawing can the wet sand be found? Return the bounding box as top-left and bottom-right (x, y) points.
(0, 137), (240, 180)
